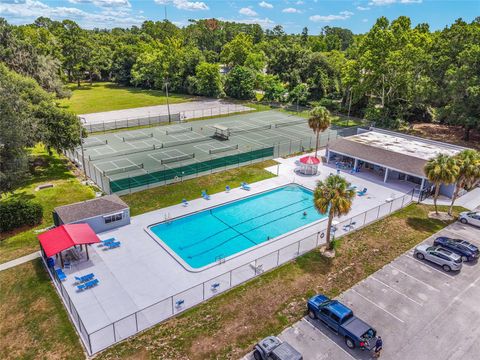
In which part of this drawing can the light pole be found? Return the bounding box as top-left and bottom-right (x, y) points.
(164, 79), (171, 124)
(79, 116), (87, 181)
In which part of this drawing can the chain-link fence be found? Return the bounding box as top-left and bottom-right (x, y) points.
(84, 113), (181, 133)
(43, 189), (414, 355)
(70, 124), (366, 195)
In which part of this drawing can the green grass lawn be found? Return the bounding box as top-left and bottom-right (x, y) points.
(57, 82), (192, 114)
(96, 204), (461, 360)
(0, 145), (96, 263)
(122, 160), (279, 216)
(0, 259), (84, 360)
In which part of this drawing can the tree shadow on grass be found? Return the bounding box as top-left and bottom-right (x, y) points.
(405, 216), (451, 233)
(295, 250), (334, 276)
(25, 153), (76, 186)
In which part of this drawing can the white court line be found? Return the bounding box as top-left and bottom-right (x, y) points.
(300, 319), (356, 360)
(401, 254), (456, 280)
(370, 276), (423, 306)
(388, 264), (440, 292)
(234, 134), (265, 146)
(350, 289), (405, 323)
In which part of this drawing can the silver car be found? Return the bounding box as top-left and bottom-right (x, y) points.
(414, 244), (463, 272)
(459, 211), (480, 227)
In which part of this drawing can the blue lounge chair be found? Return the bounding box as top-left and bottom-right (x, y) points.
(74, 273), (95, 283)
(225, 185), (230, 193)
(55, 268), (67, 281)
(77, 279), (99, 291)
(182, 198), (188, 207)
(201, 190), (210, 200)
(211, 283), (220, 291)
(241, 182), (251, 191)
(106, 241), (121, 249)
(357, 188), (367, 196)
(100, 238), (115, 246)
(175, 299), (184, 308)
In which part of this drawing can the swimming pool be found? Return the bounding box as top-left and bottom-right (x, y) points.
(148, 184), (326, 270)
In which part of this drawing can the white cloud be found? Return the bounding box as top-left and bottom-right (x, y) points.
(295, 0), (304, 4)
(258, 1), (273, 9)
(68, 0), (131, 7)
(0, 0), (144, 28)
(369, 0), (422, 5)
(309, 10), (353, 22)
(356, 6), (370, 11)
(362, 18), (368, 22)
(282, 7), (301, 14)
(154, 0), (208, 11)
(239, 7), (258, 17)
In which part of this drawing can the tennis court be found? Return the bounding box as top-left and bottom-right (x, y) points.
(69, 110), (348, 194)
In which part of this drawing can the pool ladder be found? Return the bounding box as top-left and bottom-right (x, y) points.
(215, 255), (226, 264)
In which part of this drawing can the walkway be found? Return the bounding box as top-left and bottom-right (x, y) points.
(0, 251), (40, 272)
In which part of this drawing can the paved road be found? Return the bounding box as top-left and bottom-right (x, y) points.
(243, 221), (480, 360)
(80, 99), (252, 125)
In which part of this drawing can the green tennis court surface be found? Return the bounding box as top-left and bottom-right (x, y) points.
(72, 110), (344, 194)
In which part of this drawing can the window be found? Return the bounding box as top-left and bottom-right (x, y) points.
(330, 313), (341, 323)
(320, 308), (331, 317)
(104, 212), (123, 224)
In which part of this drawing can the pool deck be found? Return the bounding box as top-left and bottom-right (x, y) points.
(54, 149), (420, 353)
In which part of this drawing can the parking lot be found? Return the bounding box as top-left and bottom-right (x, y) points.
(248, 221), (480, 360)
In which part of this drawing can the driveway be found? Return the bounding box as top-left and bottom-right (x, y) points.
(245, 221), (480, 360)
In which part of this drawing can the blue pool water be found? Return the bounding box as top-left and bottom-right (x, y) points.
(149, 184), (326, 269)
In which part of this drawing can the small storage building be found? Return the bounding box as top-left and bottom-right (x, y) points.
(53, 195), (130, 234)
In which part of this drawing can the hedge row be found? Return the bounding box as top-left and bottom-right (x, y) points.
(0, 198), (43, 233)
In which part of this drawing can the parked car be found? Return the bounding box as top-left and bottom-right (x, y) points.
(253, 336), (303, 360)
(459, 211), (480, 227)
(414, 244), (462, 271)
(307, 294), (377, 350)
(433, 236), (479, 262)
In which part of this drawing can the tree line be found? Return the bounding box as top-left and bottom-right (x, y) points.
(0, 16), (479, 195)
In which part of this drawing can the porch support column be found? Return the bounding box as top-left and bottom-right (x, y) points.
(420, 177), (426, 190)
(384, 168), (389, 183)
(354, 158), (359, 170)
(326, 149), (331, 163)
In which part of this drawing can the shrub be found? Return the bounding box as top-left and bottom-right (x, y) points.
(0, 198), (43, 233)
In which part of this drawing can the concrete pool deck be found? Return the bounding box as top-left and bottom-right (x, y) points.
(51, 150), (421, 354)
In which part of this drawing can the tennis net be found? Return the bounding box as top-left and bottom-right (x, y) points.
(161, 153), (195, 164)
(83, 139), (108, 148)
(104, 163), (144, 176)
(275, 119), (307, 128)
(165, 127), (193, 135)
(88, 144), (161, 161)
(122, 133), (153, 142)
(209, 144), (239, 154)
(162, 136), (211, 148)
(229, 124), (271, 134)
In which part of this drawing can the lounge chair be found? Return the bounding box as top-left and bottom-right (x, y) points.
(100, 238), (115, 246)
(201, 190), (210, 200)
(182, 198), (188, 207)
(63, 261), (71, 269)
(105, 241), (121, 249)
(175, 299), (184, 308)
(225, 185), (230, 193)
(357, 188), (367, 196)
(77, 279), (99, 291)
(211, 283), (220, 291)
(55, 268), (67, 281)
(241, 182), (251, 191)
(74, 273), (95, 283)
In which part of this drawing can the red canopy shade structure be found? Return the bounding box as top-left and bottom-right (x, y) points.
(299, 156), (321, 165)
(38, 224), (100, 258)
(297, 156), (321, 175)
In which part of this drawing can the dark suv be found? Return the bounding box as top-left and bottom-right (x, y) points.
(433, 237), (479, 262)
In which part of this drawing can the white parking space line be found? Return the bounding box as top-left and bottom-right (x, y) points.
(401, 254), (456, 280)
(370, 276), (423, 306)
(388, 264), (440, 292)
(301, 319), (356, 360)
(351, 289), (405, 323)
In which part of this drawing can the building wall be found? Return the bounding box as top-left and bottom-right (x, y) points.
(56, 209), (131, 234)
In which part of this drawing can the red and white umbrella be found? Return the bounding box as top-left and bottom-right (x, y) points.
(299, 156), (320, 165)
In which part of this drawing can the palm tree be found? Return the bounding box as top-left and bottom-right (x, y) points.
(424, 154), (459, 214)
(308, 106), (331, 158)
(449, 150), (480, 215)
(314, 175), (356, 251)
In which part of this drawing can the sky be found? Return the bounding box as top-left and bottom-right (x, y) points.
(0, 0), (478, 33)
